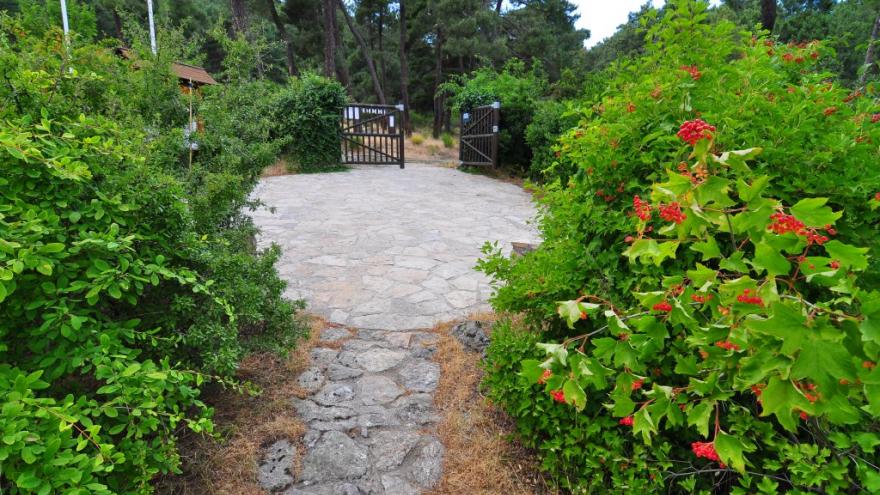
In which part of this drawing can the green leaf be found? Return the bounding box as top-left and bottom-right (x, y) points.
(691, 237), (721, 260)
(824, 240), (869, 270)
(563, 379), (586, 411)
(39, 243), (65, 254)
(36, 262), (53, 276)
(686, 263), (717, 288)
(790, 197), (842, 227)
(633, 407), (657, 443)
(744, 303), (807, 356)
(751, 241), (791, 276)
(736, 175), (770, 203)
(714, 431), (754, 473)
(687, 401), (714, 437)
(694, 176), (734, 207)
(519, 359), (544, 384)
(760, 376), (806, 432)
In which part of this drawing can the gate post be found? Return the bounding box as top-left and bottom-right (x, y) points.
(491, 101), (500, 168)
(396, 103), (405, 169)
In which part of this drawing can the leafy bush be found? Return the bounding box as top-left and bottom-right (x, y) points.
(444, 59), (548, 174)
(524, 99), (580, 180)
(480, 0), (880, 322)
(441, 132), (455, 148)
(271, 73), (348, 171)
(527, 138), (879, 493)
(411, 132), (426, 145)
(481, 0), (880, 492)
(0, 14), (309, 493)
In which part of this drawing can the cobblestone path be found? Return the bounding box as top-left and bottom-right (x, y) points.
(251, 164), (539, 494)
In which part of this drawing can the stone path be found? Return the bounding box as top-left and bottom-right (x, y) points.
(250, 164), (539, 330)
(251, 164), (539, 494)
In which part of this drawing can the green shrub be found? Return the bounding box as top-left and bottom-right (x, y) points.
(441, 132), (455, 148)
(271, 73), (348, 172)
(411, 132), (425, 145)
(444, 59), (547, 174)
(480, 0), (880, 492)
(524, 99), (581, 180)
(0, 15), (308, 493)
(480, 0), (880, 322)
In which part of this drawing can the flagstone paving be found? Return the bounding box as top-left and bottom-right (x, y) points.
(250, 164), (540, 330)
(250, 164), (539, 494)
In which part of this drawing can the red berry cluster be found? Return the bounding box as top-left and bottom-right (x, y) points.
(677, 119), (716, 146)
(653, 301), (673, 312)
(538, 369), (552, 385)
(619, 416), (634, 426)
(633, 195), (652, 221)
(550, 390), (566, 403)
(736, 288), (764, 307)
(872, 114), (880, 124)
(631, 379), (644, 391)
(659, 202), (687, 224)
(626, 102), (636, 113)
(768, 213), (831, 245)
(874, 192), (880, 201)
(677, 162), (709, 185)
(823, 106), (838, 116)
(864, 361), (877, 370)
(829, 260), (840, 270)
(690, 293), (713, 304)
(715, 340), (740, 351)
(768, 212), (805, 235)
(691, 441), (725, 467)
(679, 64), (701, 81)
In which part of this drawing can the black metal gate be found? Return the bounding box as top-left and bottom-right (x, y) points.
(459, 102), (500, 167)
(341, 103), (404, 168)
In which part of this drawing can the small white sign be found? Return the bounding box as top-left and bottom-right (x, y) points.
(492, 125), (498, 133)
(389, 116), (395, 128)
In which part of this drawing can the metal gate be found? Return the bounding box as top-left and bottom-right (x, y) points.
(341, 103), (404, 168)
(459, 102), (500, 167)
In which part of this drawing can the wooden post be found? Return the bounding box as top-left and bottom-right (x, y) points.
(396, 103), (405, 169)
(491, 101), (500, 168)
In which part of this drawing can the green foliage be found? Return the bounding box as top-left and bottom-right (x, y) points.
(482, 0), (880, 492)
(271, 73), (348, 171)
(444, 60), (548, 173)
(525, 140), (880, 493)
(0, 13), (309, 493)
(481, 0), (880, 321)
(440, 132), (454, 148)
(523, 100), (580, 180)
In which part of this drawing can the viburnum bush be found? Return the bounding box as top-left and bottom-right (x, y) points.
(516, 125), (880, 492)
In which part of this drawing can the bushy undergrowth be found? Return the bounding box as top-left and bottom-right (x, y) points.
(481, 0), (880, 492)
(444, 60), (547, 174)
(0, 12), (325, 493)
(271, 73), (347, 171)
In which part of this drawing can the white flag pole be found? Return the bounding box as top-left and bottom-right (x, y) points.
(146, 0), (157, 55)
(60, 0), (72, 70)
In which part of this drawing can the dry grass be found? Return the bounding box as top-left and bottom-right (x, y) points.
(262, 157), (294, 177)
(428, 317), (553, 495)
(154, 316), (327, 495)
(406, 129), (459, 163)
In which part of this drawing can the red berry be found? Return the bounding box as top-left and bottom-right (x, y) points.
(691, 441), (724, 467)
(631, 379), (644, 391)
(538, 369), (552, 385)
(830, 260), (840, 270)
(633, 195), (652, 221)
(619, 416), (634, 426)
(677, 119), (715, 146)
(679, 64), (702, 81)
(658, 202), (687, 224)
(652, 301), (673, 312)
(550, 390), (566, 403)
(715, 340), (740, 351)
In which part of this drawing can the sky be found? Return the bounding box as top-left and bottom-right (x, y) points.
(574, 0), (721, 48)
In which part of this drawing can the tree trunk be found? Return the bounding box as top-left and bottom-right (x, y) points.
(112, 8), (124, 41)
(432, 32), (444, 138)
(337, 0), (386, 104)
(494, 0), (502, 15)
(322, 0), (337, 78)
(266, 0), (299, 76)
(760, 0), (776, 32)
(398, 0), (412, 135)
(230, 0), (249, 34)
(378, 8), (386, 94)
(859, 14), (880, 88)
